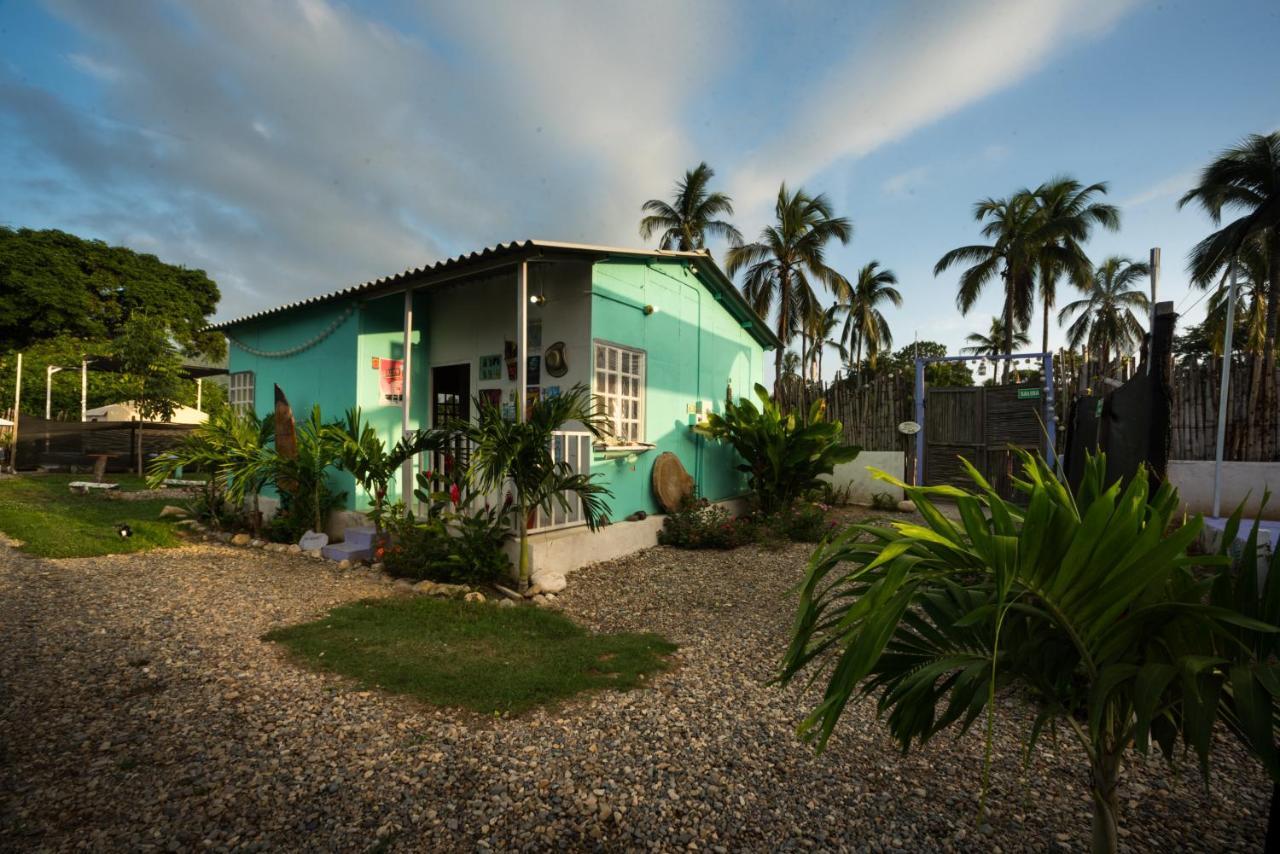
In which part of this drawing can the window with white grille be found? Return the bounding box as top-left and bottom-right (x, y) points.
(229, 371), (255, 415)
(594, 341), (645, 442)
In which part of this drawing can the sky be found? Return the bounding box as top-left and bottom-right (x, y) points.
(2, 0), (1277, 378)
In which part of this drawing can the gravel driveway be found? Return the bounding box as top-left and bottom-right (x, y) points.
(0, 527), (1268, 852)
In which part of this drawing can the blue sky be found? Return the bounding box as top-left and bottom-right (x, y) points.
(2, 0), (1277, 375)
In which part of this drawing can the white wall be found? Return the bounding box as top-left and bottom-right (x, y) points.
(1168, 460), (1280, 521)
(426, 261), (592, 424)
(821, 451), (906, 505)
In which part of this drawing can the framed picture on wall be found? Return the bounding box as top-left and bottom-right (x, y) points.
(479, 388), (502, 410)
(529, 319), (543, 349)
(527, 355), (541, 385)
(479, 354), (502, 381)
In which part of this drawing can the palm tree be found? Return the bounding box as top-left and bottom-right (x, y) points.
(639, 162), (743, 251)
(961, 315), (1031, 358)
(1058, 256), (1151, 377)
(804, 305), (847, 384)
(1029, 177), (1120, 354)
(838, 261), (901, 380)
(935, 193), (1041, 382)
(727, 184), (853, 391)
(461, 384), (613, 592)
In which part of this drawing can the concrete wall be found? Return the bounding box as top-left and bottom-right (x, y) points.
(590, 258), (766, 518)
(821, 451), (906, 505)
(1168, 460), (1280, 521)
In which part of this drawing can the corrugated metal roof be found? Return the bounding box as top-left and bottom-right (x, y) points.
(210, 239), (781, 349)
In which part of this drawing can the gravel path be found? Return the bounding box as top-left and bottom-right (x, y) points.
(0, 524), (1269, 852)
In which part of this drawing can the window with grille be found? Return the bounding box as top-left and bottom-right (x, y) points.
(594, 341), (645, 442)
(229, 371), (255, 415)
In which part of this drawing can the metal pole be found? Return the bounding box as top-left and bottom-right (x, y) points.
(400, 288), (415, 506)
(46, 365), (55, 420)
(1211, 261), (1238, 518)
(914, 357), (925, 485)
(516, 261), (528, 422)
(196, 377), (203, 412)
(80, 359), (88, 422)
(10, 353), (21, 472)
(1044, 352), (1056, 468)
(1147, 248), (1160, 375)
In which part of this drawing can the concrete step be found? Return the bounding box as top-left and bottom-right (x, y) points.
(339, 526), (378, 549)
(321, 540), (373, 562)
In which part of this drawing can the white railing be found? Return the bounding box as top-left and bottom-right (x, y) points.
(412, 430), (593, 533)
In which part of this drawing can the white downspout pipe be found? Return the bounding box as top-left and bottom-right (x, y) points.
(1211, 261), (1238, 518)
(401, 289), (415, 507)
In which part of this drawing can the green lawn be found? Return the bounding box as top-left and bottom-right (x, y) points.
(265, 597), (677, 714)
(0, 474), (185, 557)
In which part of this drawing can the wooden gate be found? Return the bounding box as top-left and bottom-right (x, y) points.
(924, 383), (1046, 498)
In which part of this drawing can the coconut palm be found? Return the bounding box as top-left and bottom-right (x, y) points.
(1029, 177), (1120, 354)
(961, 315), (1032, 358)
(727, 184), (853, 391)
(935, 193), (1041, 382)
(639, 162), (743, 251)
(780, 450), (1271, 853)
(460, 383), (613, 592)
(838, 261), (901, 380)
(1058, 257), (1151, 377)
(804, 305), (848, 384)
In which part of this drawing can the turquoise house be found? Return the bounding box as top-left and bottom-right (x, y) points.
(213, 240), (778, 570)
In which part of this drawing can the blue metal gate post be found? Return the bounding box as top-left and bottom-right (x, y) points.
(914, 357), (925, 485)
(1043, 352), (1057, 469)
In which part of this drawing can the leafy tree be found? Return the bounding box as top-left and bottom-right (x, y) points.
(780, 451), (1273, 853)
(727, 184), (853, 391)
(459, 384), (613, 592)
(695, 383), (861, 516)
(838, 261), (901, 379)
(1029, 177), (1119, 354)
(1058, 257), (1151, 377)
(961, 315), (1032, 358)
(862, 341), (974, 388)
(639, 163), (743, 251)
(0, 227), (223, 359)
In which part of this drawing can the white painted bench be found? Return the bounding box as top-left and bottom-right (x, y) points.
(162, 479), (205, 488)
(68, 481), (120, 495)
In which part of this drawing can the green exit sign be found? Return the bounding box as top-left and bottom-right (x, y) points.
(1017, 388), (1042, 399)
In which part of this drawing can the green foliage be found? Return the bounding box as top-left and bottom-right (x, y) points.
(112, 314), (188, 423)
(639, 162), (742, 251)
(780, 451), (1275, 852)
(695, 383), (860, 515)
(328, 407), (449, 537)
(0, 227), (223, 358)
(264, 596), (676, 714)
(756, 500), (833, 544)
(0, 474), (183, 557)
(657, 498), (755, 550)
(860, 341), (974, 387)
(870, 491), (898, 511)
(459, 383), (613, 589)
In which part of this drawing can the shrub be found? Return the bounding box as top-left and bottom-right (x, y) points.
(694, 384), (860, 515)
(870, 491), (898, 511)
(773, 501), (833, 543)
(658, 498), (754, 550)
(380, 474), (514, 585)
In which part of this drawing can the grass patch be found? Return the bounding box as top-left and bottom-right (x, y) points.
(0, 474), (184, 557)
(264, 596), (676, 714)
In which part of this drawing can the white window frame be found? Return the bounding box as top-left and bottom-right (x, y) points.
(229, 371), (255, 415)
(593, 340), (645, 444)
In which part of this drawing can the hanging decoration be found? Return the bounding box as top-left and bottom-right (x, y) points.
(227, 305), (356, 358)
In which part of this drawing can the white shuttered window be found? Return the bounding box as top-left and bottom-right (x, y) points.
(229, 371), (255, 415)
(593, 341), (645, 442)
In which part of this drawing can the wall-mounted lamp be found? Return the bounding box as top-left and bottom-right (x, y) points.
(529, 293), (546, 306)
(643, 304), (657, 315)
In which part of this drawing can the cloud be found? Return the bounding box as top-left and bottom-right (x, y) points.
(5, 0), (724, 319)
(882, 166), (928, 198)
(730, 0), (1143, 211)
(1121, 170), (1196, 208)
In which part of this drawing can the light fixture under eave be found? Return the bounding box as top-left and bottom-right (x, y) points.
(529, 293), (546, 306)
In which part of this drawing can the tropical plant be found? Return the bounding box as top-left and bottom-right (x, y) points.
(639, 162), (743, 251)
(961, 315), (1032, 358)
(458, 383), (613, 591)
(727, 184), (853, 390)
(1207, 498), (1280, 850)
(838, 261), (901, 379)
(803, 304), (847, 384)
(147, 406), (273, 534)
(780, 451), (1274, 853)
(694, 383), (860, 516)
(328, 408), (449, 542)
(657, 497), (755, 550)
(1058, 257), (1151, 377)
(249, 405), (346, 538)
(1028, 177), (1119, 354)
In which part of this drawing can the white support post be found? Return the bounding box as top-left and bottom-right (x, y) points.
(1147, 248), (1160, 375)
(10, 352), (21, 472)
(80, 359), (88, 422)
(516, 261), (528, 423)
(196, 377), (203, 412)
(401, 288), (415, 506)
(45, 365), (57, 420)
(1211, 261), (1238, 518)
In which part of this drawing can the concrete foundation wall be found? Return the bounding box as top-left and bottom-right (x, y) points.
(821, 451), (905, 505)
(1168, 460), (1280, 521)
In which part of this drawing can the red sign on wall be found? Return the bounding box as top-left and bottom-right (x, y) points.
(380, 358), (404, 403)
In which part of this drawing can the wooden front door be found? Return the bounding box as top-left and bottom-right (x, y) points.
(431, 364), (470, 471)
